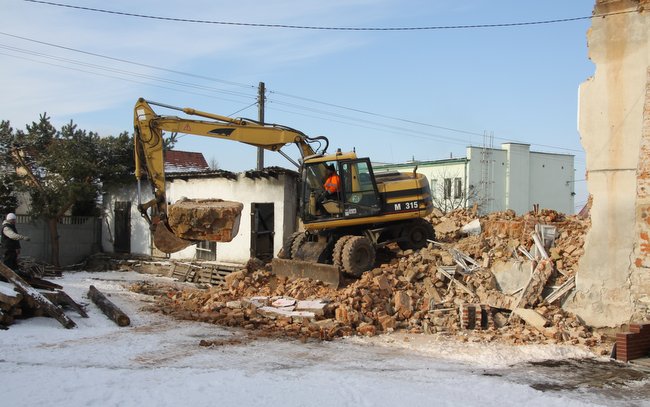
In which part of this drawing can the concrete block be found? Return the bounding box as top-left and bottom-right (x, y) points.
(167, 198), (243, 242)
(491, 259), (533, 294)
(513, 308), (549, 331)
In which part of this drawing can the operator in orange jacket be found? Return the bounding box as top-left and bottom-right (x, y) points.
(322, 164), (341, 199)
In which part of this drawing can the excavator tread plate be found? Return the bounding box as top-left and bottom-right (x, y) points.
(271, 258), (340, 289)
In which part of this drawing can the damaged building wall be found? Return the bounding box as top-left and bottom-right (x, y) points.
(166, 172), (297, 264)
(102, 170), (298, 264)
(568, 0), (650, 326)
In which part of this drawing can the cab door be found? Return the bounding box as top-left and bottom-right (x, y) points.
(340, 159), (381, 218)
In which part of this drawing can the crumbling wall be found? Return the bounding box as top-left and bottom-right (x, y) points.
(568, 0), (650, 326)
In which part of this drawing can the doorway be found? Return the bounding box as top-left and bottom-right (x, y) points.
(114, 201), (131, 253)
(250, 203), (274, 261)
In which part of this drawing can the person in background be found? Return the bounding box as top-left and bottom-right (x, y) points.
(1, 213), (30, 272)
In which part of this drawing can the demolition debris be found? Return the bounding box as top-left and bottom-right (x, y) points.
(133, 208), (609, 353)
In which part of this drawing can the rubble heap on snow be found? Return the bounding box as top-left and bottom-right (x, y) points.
(133, 208), (607, 353)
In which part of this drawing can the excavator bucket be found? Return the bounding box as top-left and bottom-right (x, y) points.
(153, 222), (193, 254)
(152, 198), (244, 254)
(271, 258), (340, 289)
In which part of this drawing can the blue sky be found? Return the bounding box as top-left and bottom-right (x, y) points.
(1, 0), (595, 211)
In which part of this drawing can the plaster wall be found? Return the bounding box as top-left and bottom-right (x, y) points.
(467, 146), (508, 213)
(503, 143), (531, 214)
(166, 174), (296, 264)
(568, 0), (650, 326)
(528, 153), (575, 214)
(102, 172), (297, 264)
(101, 184), (153, 256)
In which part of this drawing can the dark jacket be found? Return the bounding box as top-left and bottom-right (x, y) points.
(1, 220), (21, 251)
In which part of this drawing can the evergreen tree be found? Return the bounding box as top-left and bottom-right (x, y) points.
(0, 114), (134, 266)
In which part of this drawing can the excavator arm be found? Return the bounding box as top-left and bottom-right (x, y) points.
(133, 98), (328, 253)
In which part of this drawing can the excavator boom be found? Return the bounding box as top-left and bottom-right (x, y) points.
(133, 98), (327, 253)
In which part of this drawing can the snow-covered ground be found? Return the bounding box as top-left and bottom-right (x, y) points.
(1, 271), (648, 407)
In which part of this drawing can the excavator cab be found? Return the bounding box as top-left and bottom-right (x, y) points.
(301, 156), (381, 223)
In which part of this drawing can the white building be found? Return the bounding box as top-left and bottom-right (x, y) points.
(374, 143), (575, 215)
(102, 158), (298, 263)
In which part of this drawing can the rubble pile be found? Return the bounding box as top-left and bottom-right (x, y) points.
(134, 209), (608, 353)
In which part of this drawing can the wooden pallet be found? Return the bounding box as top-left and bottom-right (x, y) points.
(170, 261), (238, 286)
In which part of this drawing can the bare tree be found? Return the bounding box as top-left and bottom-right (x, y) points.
(429, 168), (482, 214)
(209, 156), (219, 170)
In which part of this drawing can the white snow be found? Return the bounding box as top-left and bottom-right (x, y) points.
(0, 271), (639, 407)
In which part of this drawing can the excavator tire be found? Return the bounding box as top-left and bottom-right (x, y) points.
(278, 232), (304, 259)
(341, 236), (376, 277)
(332, 235), (355, 269)
(397, 218), (435, 251)
(290, 233), (308, 260)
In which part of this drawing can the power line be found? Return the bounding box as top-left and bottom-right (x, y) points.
(0, 32), (583, 153)
(21, 0), (636, 31)
(270, 90), (483, 137)
(0, 51), (255, 106)
(1, 32), (585, 154)
(0, 32), (254, 90)
(0, 43), (256, 100)
(269, 91), (585, 154)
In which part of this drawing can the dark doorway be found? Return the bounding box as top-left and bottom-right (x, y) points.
(114, 201), (131, 253)
(250, 203), (274, 261)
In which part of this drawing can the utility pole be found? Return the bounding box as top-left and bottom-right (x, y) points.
(256, 81), (265, 171)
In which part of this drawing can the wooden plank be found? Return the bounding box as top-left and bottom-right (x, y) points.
(0, 262), (76, 329)
(437, 267), (475, 297)
(42, 290), (89, 318)
(518, 246), (535, 261)
(544, 276), (576, 304)
(531, 231), (549, 259)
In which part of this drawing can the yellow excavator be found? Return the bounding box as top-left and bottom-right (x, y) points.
(134, 98), (435, 287)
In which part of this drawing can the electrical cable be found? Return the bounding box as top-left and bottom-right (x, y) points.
(0, 51), (255, 106)
(21, 0), (637, 31)
(0, 31), (254, 90)
(269, 90), (585, 153)
(0, 43), (256, 100)
(0, 31), (587, 154)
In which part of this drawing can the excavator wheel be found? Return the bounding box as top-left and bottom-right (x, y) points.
(278, 232), (305, 259)
(341, 236), (376, 277)
(332, 235), (355, 269)
(397, 218), (435, 251)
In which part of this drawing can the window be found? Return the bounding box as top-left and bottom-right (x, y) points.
(430, 179), (437, 198)
(454, 178), (462, 199)
(444, 178), (452, 199)
(340, 159), (380, 217)
(196, 240), (216, 261)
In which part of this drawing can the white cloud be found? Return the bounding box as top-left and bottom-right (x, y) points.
(0, 0), (395, 128)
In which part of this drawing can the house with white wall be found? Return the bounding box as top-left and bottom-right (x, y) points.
(374, 143), (575, 215)
(101, 150), (298, 263)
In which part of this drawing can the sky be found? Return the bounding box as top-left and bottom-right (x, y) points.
(1, 0), (596, 211)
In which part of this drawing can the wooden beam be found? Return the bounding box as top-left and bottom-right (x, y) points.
(0, 262), (76, 329)
(88, 285), (130, 327)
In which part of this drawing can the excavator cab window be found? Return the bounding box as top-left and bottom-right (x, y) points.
(340, 159), (381, 218)
(301, 159), (380, 222)
(301, 161), (343, 221)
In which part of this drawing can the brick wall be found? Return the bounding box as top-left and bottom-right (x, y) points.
(460, 304), (493, 330)
(616, 323), (650, 362)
